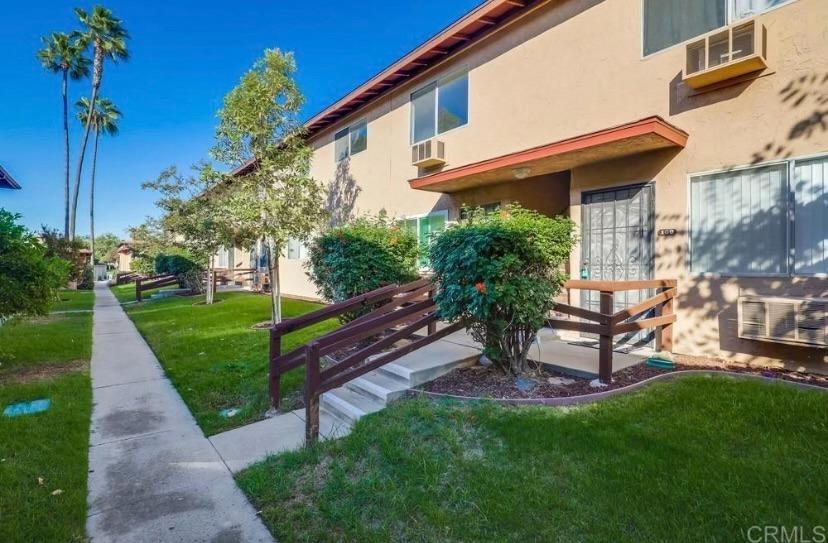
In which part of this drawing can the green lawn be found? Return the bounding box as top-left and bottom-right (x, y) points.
(0, 292), (94, 542)
(238, 376), (828, 542)
(111, 281), (181, 304)
(53, 289), (95, 312)
(121, 289), (338, 435)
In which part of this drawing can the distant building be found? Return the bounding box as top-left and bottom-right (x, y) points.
(0, 165), (21, 190)
(116, 243), (134, 272)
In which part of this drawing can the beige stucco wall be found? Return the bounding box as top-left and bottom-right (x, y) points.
(276, 0), (828, 370)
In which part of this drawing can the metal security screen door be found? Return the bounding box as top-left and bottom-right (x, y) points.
(581, 184), (655, 345)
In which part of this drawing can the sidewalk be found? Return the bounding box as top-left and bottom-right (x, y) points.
(86, 283), (273, 542)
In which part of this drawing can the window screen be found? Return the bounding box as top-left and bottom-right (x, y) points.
(690, 164), (788, 275)
(334, 128), (349, 162)
(643, 0), (726, 55)
(794, 157), (828, 275)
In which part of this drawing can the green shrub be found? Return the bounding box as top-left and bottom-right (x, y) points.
(77, 265), (94, 290)
(0, 210), (69, 320)
(38, 227), (89, 286)
(307, 216), (419, 321)
(154, 252), (204, 294)
(429, 205), (577, 375)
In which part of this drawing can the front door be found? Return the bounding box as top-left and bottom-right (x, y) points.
(580, 184), (655, 346)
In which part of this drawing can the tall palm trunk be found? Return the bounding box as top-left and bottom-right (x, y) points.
(62, 69), (71, 238)
(70, 44), (103, 239)
(89, 129), (100, 267)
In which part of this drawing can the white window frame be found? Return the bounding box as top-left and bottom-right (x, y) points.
(641, 0), (800, 58)
(687, 152), (828, 279)
(410, 70), (469, 145)
(286, 238), (307, 261)
(334, 118), (368, 163)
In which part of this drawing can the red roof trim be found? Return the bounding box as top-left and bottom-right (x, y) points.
(408, 117), (689, 190)
(231, 0), (543, 178)
(304, 0), (541, 138)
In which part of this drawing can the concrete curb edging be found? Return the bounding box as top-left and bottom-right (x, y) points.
(407, 370), (828, 407)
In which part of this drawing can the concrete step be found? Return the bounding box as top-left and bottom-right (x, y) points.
(345, 370), (411, 403)
(380, 339), (480, 387)
(320, 387), (385, 425)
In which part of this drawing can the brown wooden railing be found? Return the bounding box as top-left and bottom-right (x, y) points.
(547, 279), (677, 384)
(115, 272), (141, 285)
(135, 274), (180, 302)
(268, 278), (454, 442)
(207, 268), (260, 293)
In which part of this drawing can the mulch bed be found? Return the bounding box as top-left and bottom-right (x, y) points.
(420, 356), (828, 400)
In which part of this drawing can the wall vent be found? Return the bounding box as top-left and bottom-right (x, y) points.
(738, 296), (827, 348)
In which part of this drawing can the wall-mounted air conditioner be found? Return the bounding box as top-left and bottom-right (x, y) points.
(683, 19), (767, 90)
(412, 139), (446, 168)
(738, 295), (827, 348)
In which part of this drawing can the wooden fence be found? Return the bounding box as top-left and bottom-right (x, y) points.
(268, 278), (453, 442)
(135, 274), (180, 302)
(547, 279), (677, 384)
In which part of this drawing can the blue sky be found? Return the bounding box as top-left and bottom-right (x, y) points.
(0, 0), (480, 238)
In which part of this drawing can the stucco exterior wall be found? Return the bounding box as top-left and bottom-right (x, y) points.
(275, 0), (828, 370)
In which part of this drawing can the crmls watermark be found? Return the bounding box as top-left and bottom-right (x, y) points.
(745, 526), (826, 543)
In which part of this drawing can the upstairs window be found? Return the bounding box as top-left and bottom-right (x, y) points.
(334, 119), (368, 162)
(411, 72), (468, 144)
(643, 0), (726, 56)
(643, 0), (795, 56)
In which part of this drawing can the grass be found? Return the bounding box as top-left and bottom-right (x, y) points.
(52, 289), (95, 312)
(121, 289), (339, 435)
(0, 313), (92, 379)
(0, 291), (94, 542)
(0, 373), (91, 542)
(110, 282), (179, 304)
(237, 376), (828, 542)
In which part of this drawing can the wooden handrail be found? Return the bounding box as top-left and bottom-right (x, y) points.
(564, 279), (677, 292)
(547, 279), (678, 384)
(135, 274), (179, 302)
(268, 278), (434, 413)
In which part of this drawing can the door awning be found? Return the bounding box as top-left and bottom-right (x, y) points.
(408, 116), (688, 193)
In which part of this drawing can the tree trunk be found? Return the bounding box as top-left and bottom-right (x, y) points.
(62, 70), (70, 239)
(267, 239), (282, 325)
(89, 129), (100, 267)
(69, 46), (103, 239)
(206, 255), (214, 305)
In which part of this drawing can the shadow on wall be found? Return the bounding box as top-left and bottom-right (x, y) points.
(669, 70), (754, 116)
(326, 158), (361, 228)
(664, 72), (828, 366)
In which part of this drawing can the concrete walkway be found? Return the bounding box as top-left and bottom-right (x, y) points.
(86, 283), (273, 543)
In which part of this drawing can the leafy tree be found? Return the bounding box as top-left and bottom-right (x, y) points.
(37, 31), (90, 237)
(142, 164), (234, 304)
(127, 219), (170, 274)
(76, 96), (121, 264)
(70, 6), (129, 239)
(307, 216), (419, 322)
(38, 227), (93, 289)
(94, 232), (121, 263)
(0, 210), (69, 320)
(212, 49), (327, 323)
(429, 205), (577, 375)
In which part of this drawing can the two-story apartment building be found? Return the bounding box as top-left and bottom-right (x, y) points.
(228, 0), (828, 372)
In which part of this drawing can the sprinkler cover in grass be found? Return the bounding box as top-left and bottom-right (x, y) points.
(3, 399), (51, 418)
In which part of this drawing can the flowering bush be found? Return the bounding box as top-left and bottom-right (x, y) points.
(429, 205), (576, 374)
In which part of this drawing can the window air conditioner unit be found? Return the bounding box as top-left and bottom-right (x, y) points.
(683, 20), (768, 90)
(738, 295), (827, 348)
(412, 139), (446, 168)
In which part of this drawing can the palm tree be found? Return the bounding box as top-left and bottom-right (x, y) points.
(37, 32), (90, 238)
(76, 97), (121, 266)
(70, 6), (129, 239)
